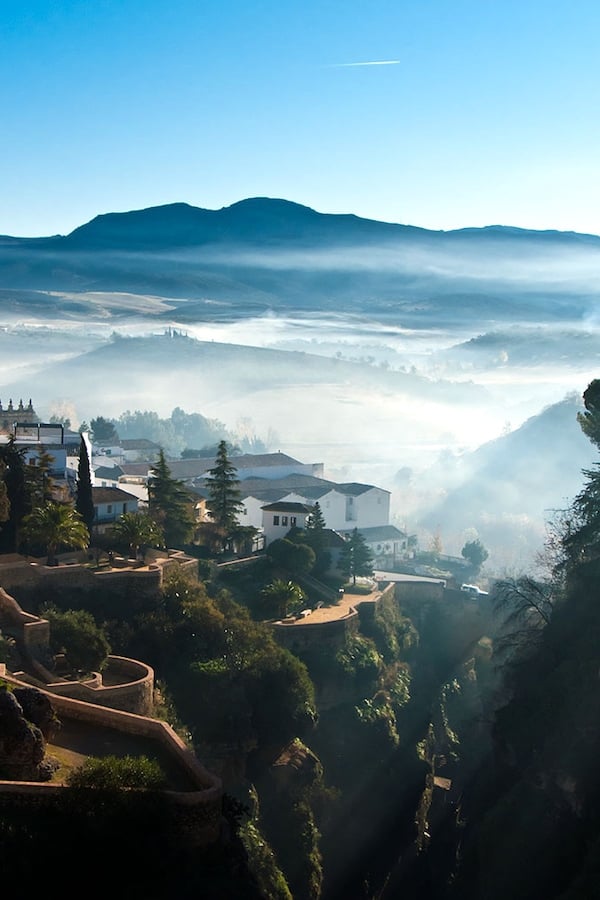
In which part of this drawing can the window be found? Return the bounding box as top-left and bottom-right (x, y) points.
(273, 515), (280, 525)
(290, 516), (297, 526)
(122, 503), (127, 514)
(281, 516), (288, 526)
(107, 504), (113, 514)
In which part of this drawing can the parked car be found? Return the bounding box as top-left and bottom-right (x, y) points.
(460, 583), (488, 596)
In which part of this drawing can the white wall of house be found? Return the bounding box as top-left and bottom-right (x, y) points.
(299, 487), (390, 532)
(93, 445), (125, 464)
(238, 495), (266, 531)
(262, 506), (313, 545)
(93, 495), (140, 533)
(364, 538), (406, 567)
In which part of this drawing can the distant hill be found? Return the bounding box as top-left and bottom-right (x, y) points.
(1, 198), (599, 325)
(415, 394), (596, 569)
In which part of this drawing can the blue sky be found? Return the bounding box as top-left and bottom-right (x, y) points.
(2, 0), (599, 237)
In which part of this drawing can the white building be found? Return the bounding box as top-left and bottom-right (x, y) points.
(261, 501), (315, 546)
(91, 486), (140, 533)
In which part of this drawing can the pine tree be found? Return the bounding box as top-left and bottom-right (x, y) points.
(76, 435), (95, 535)
(147, 450), (195, 548)
(339, 528), (374, 585)
(205, 441), (244, 547)
(305, 501), (331, 575)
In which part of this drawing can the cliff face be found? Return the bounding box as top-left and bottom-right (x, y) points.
(0, 685), (58, 781)
(434, 562), (600, 900)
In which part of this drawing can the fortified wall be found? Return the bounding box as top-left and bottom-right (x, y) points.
(0, 550), (198, 612)
(0, 666), (223, 847)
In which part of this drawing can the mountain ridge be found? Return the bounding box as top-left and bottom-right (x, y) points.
(3, 197), (600, 248)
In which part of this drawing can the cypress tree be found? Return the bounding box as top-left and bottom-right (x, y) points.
(76, 435), (95, 535)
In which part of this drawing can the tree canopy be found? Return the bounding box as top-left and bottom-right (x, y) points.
(267, 538), (316, 575)
(339, 528), (374, 585)
(90, 416), (119, 444)
(261, 579), (307, 620)
(41, 605), (110, 673)
(111, 511), (163, 559)
(75, 436), (95, 534)
(461, 538), (489, 572)
(147, 450), (195, 548)
(205, 440), (245, 548)
(21, 501), (89, 566)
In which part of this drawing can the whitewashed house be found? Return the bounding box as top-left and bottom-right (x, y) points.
(341, 524), (408, 568)
(261, 501), (315, 546)
(91, 486), (140, 533)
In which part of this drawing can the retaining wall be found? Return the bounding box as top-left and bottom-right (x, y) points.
(0, 665), (223, 847)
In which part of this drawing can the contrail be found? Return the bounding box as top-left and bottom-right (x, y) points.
(330, 60), (401, 67)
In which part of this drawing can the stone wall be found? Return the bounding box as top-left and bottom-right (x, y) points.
(272, 608), (360, 654)
(0, 666), (223, 847)
(16, 655), (155, 716)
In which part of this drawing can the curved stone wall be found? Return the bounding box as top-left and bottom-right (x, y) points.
(0, 667), (223, 847)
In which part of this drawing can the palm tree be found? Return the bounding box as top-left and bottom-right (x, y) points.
(261, 579), (306, 620)
(111, 512), (163, 559)
(21, 501), (89, 566)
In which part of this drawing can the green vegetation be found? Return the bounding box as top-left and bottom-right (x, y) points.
(204, 440), (245, 550)
(0, 437), (30, 552)
(40, 605), (111, 673)
(338, 527), (373, 584)
(461, 537), (489, 572)
(147, 449), (195, 547)
(239, 818), (293, 900)
(267, 537), (316, 575)
(21, 501), (89, 566)
(75, 435), (95, 534)
(110, 511), (163, 558)
(66, 754), (166, 790)
(261, 579), (306, 619)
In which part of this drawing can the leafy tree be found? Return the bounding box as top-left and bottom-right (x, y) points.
(27, 446), (56, 507)
(339, 528), (374, 585)
(461, 538), (489, 572)
(49, 414), (71, 429)
(111, 511), (163, 559)
(147, 449), (195, 548)
(0, 462), (9, 527)
(90, 416), (119, 444)
(0, 437), (30, 552)
(21, 501), (89, 566)
(261, 579), (307, 619)
(577, 379), (600, 450)
(75, 435), (95, 534)
(267, 538), (315, 575)
(205, 440), (245, 548)
(41, 605), (111, 672)
(562, 380), (600, 571)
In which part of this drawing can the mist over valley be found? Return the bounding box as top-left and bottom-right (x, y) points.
(2, 198), (600, 572)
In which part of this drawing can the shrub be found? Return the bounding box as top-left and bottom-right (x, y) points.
(66, 754), (166, 790)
